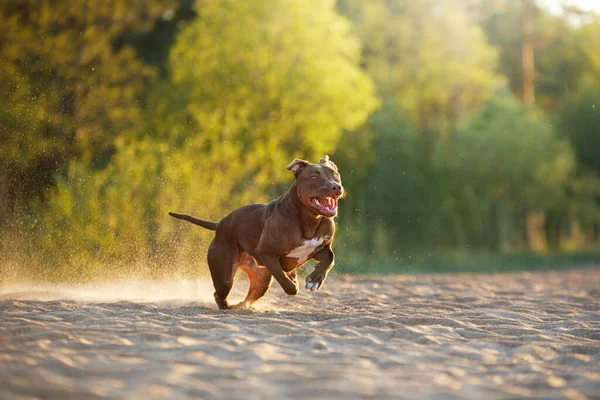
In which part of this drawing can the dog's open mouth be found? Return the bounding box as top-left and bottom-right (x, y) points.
(309, 196), (338, 217)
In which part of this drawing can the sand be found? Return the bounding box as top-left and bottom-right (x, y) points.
(1, 268), (599, 400)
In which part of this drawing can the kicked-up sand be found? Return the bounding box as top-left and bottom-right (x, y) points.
(1, 268), (599, 400)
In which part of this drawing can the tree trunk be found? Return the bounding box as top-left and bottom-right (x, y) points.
(497, 201), (512, 252)
(521, 0), (535, 105)
(526, 211), (547, 251)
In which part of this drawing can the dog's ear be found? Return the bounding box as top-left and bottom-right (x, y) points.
(319, 155), (337, 170)
(286, 158), (310, 176)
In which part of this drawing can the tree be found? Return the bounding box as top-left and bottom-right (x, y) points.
(169, 0), (378, 188)
(334, 0), (504, 255)
(0, 0), (175, 219)
(576, 15), (600, 87)
(338, 0), (502, 147)
(444, 90), (575, 251)
(559, 86), (600, 177)
(476, 0), (597, 112)
(34, 0), (378, 273)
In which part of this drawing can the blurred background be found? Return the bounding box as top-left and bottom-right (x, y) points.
(1, 0), (600, 282)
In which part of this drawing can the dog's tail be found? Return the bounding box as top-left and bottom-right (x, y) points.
(168, 212), (218, 231)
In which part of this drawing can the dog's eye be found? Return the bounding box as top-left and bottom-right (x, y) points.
(333, 173), (340, 181)
(311, 174), (319, 180)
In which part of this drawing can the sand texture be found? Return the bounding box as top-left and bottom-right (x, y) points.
(1, 268), (599, 400)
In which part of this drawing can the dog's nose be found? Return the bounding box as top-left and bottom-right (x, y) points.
(331, 184), (343, 195)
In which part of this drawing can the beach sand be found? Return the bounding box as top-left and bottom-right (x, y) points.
(1, 268), (599, 399)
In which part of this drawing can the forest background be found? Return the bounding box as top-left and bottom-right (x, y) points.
(2, 0), (600, 282)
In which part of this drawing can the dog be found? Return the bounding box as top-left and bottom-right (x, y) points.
(169, 155), (344, 309)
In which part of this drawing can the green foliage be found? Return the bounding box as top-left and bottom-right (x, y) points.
(32, 0), (378, 275)
(335, 89), (580, 256)
(578, 17), (600, 86)
(338, 0), (502, 140)
(557, 84), (600, 238)
(476, 0), (600, 112)
(438, 91), (575, 250)
(37, 134), (246, 277)
(169, 0), (378, 186)
(0, 0), (175, 212)
(2, 0), (600, 281)
(336, 249), (600, 275)
(560, 86), (600, 175)
(448, 90), (573, 210)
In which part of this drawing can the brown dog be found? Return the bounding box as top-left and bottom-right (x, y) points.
(169, 155), (343, 309)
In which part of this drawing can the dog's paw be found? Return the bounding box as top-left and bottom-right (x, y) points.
(305, 271), (327, 292)
(285, 283), (299, 296)
(282, 277), (299, 295)
(229, 302), (248, 310)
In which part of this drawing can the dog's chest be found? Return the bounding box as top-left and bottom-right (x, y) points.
(286, 236), (328, 264)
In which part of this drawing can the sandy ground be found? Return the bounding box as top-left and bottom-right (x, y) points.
(1, 268), (599, 400)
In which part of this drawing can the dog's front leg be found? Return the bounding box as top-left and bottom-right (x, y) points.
(257, 253), (299, 295)
(305, 246), (334, 292)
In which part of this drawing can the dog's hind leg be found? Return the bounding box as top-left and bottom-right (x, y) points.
(234, 254), (273, 309)
(207, 239), (238, 310)
(242, 268), (273, 308)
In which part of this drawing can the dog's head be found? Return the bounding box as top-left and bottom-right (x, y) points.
(286, 155), (344, 218)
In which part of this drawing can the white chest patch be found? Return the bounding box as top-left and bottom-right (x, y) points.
(286, 236), (328, 264)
